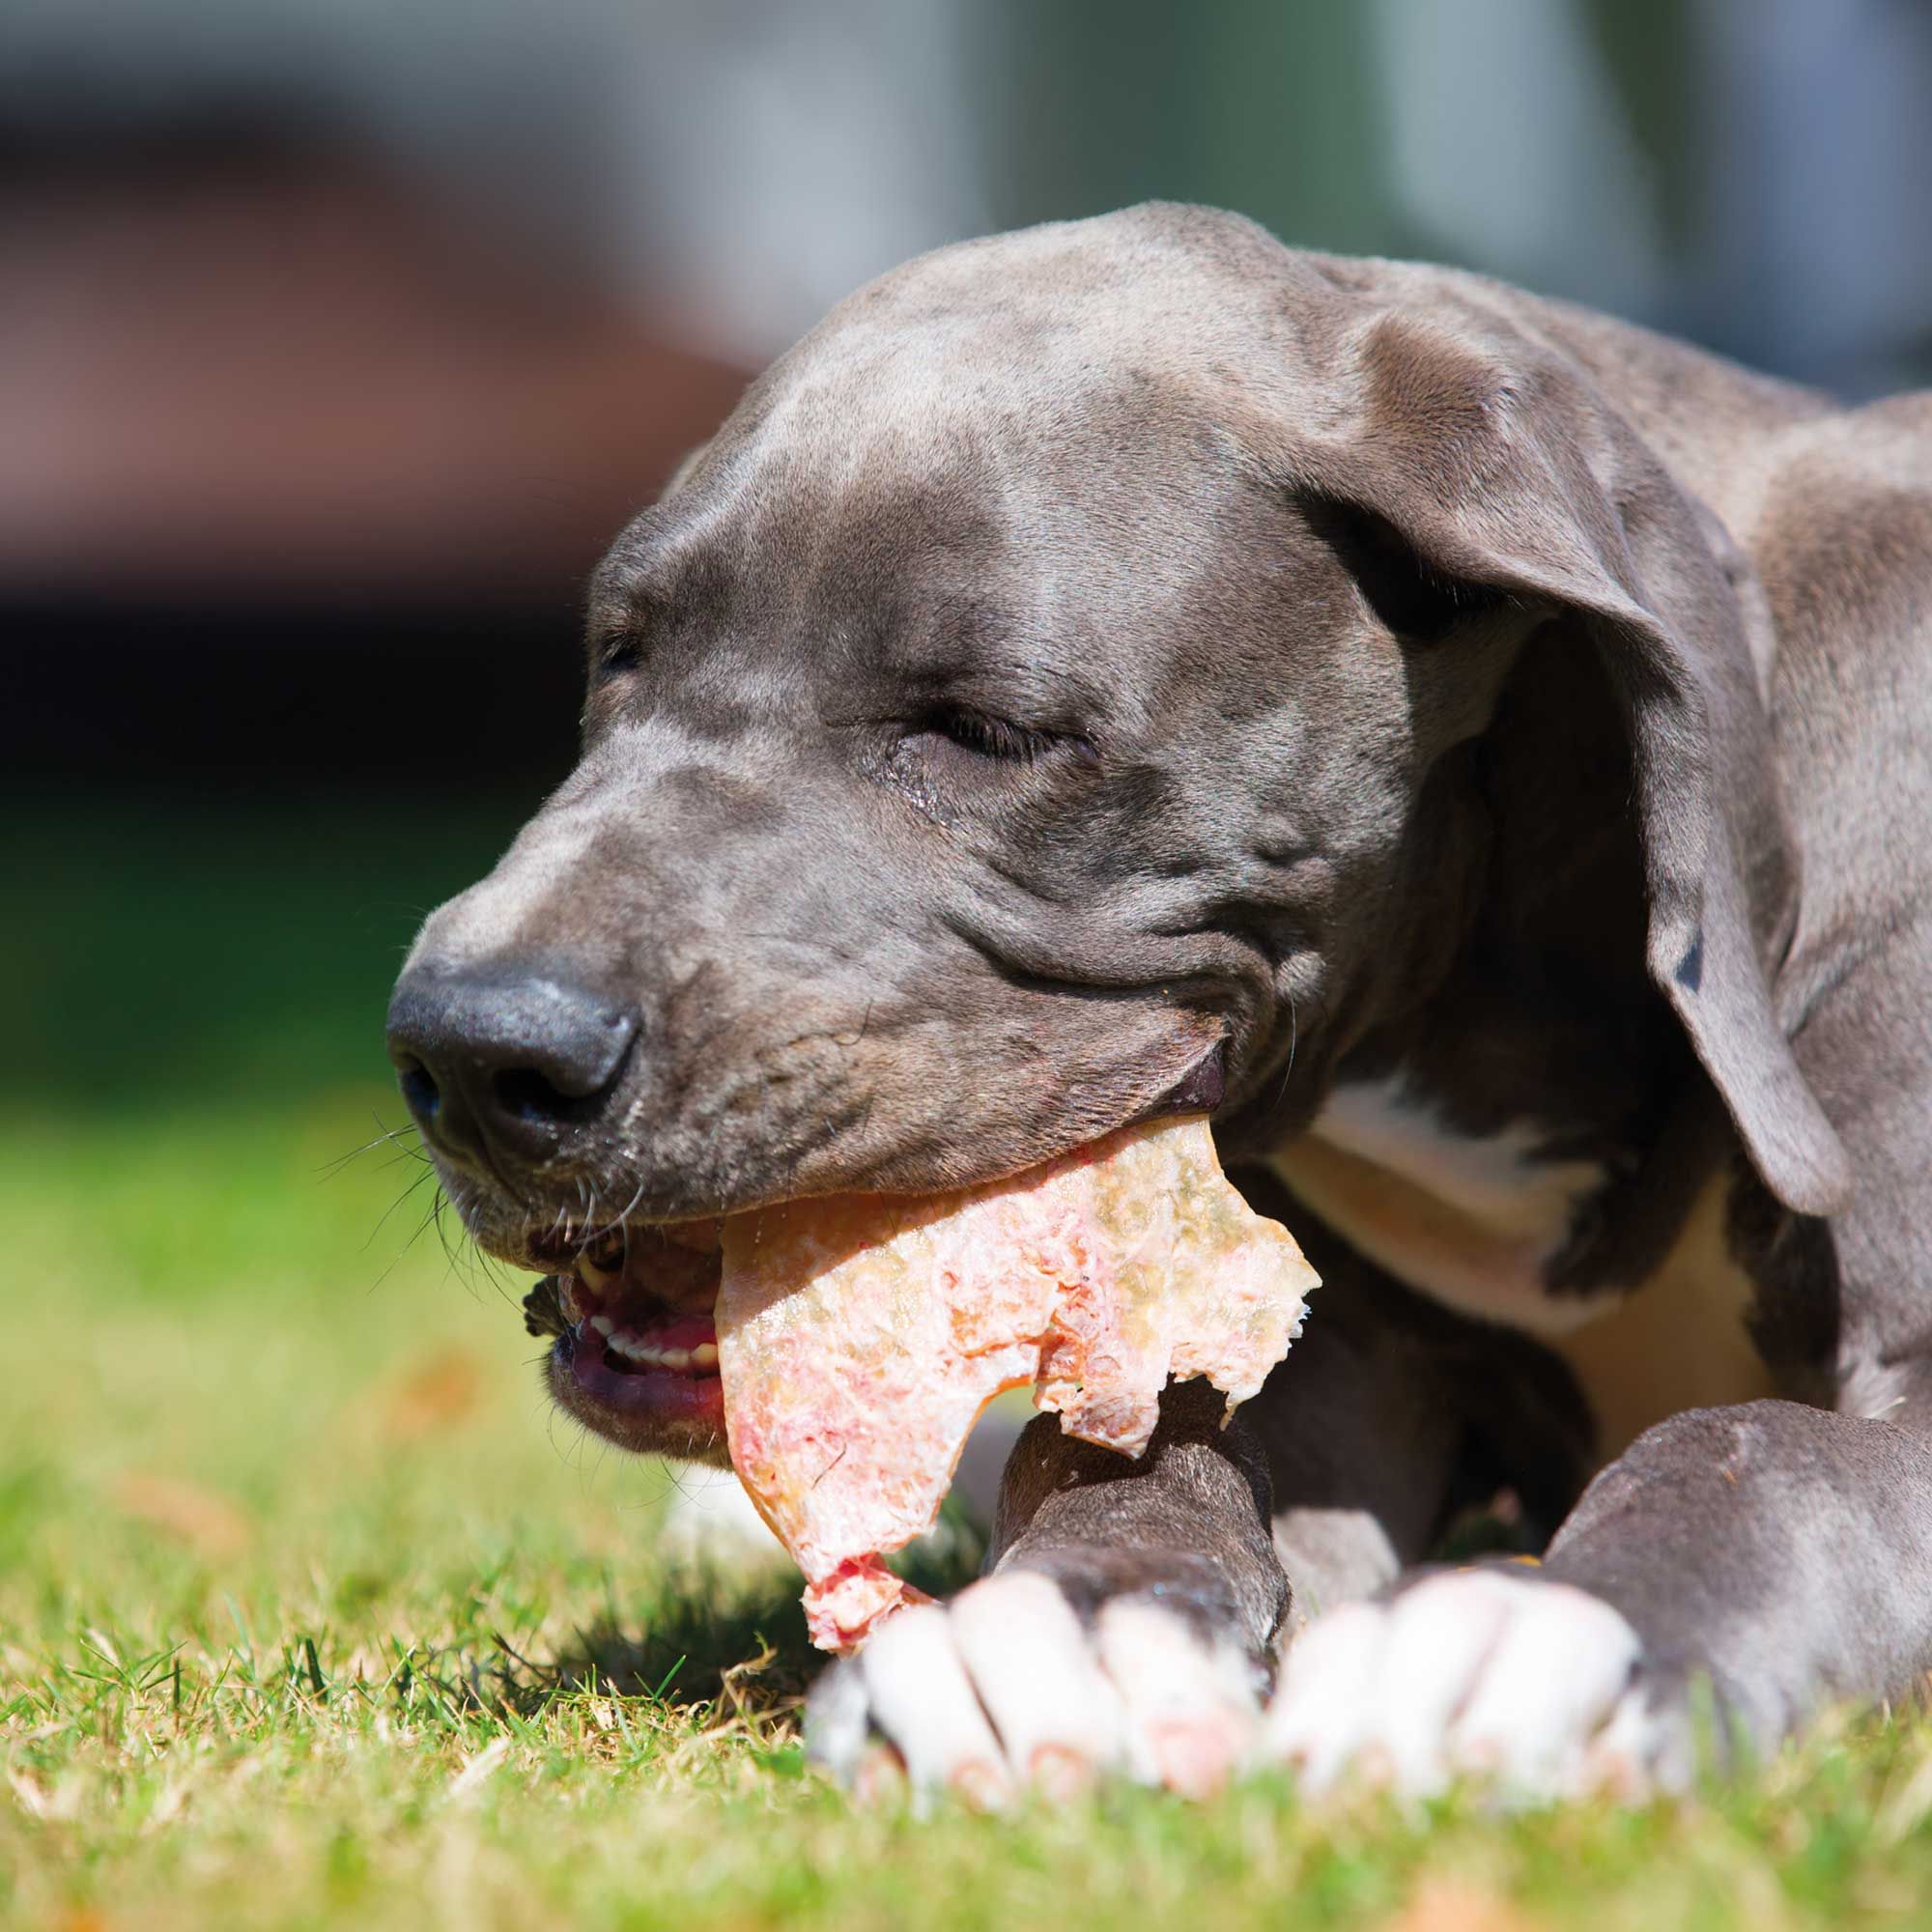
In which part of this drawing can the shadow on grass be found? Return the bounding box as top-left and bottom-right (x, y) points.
(499, 1492), (1538, 1722)
(548, 1570), (816, 1712)
(516, 1506), (988, 1718)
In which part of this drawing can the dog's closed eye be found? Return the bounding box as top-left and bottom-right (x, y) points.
(921, 705), (1058, 763)
(913, 706), (1100, 768)
(880, 706), (1100, 822)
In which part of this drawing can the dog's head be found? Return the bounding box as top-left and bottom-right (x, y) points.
(388, 206), (1847, 1461)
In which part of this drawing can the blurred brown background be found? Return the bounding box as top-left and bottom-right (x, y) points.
(10, 0), (1932, 790)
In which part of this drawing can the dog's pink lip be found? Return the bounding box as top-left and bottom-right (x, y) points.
(560, 1321), (726, 1423)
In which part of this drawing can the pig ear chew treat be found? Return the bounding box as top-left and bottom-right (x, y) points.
(715, 1115), (1319, 1651)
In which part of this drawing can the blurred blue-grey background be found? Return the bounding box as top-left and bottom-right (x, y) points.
(5, 0), (1930, 1106)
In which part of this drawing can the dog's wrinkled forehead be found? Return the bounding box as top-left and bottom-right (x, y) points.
(609, 339), (1196, 583)
(587, 263), (1330, 753)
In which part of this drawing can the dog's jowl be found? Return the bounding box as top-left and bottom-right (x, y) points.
(389, 205), (1932, 1803)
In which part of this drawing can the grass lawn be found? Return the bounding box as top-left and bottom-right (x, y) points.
(7, 801), (1932, 1930)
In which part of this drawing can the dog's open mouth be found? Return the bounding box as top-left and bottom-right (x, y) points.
(522, 1220), (727, 1448)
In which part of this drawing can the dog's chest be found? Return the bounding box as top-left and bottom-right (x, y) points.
(1270, 1078), (1614, 1337)
(1268, 1075), (1773, 1460)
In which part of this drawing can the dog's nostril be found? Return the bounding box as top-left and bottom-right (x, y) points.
(397, 1059), (441, 1122)
(494, 1066), (583, 1124)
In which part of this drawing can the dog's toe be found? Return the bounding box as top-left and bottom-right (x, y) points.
(1261, 1569), (1681, 1804)
(1094, 1598), (1259, 1797)
(1439, 1577), (1641, 1792)
(806, 1568), (1261, 1804)
(855, 1603), (1014, 1804)
(947, 1572), (1126, 1791)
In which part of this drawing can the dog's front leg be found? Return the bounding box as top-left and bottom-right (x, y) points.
(1539, 1397), (1932, 1766)
(1265, 1397), (1932, 1801)
(807, 1378), (1287, 1802)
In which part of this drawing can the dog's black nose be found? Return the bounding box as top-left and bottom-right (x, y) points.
(385, 965), (640, 1167)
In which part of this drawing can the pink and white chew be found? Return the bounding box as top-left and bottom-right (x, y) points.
(716, 1115), (1318, 1650)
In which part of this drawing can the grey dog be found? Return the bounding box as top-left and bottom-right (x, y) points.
(387, 205), (1932, 1801)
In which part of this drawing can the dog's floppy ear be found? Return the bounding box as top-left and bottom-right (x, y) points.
(1282, 311), (1849, 1215)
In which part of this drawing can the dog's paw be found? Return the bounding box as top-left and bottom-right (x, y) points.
(807, 1569), (1263, 1805)
(1261, 1569), (1690, 1804)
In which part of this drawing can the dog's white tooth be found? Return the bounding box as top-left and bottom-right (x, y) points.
(590, 1315), (614, 1337)
(691, 1342), (719, 1368)
(660, 1348), (691, 1372)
